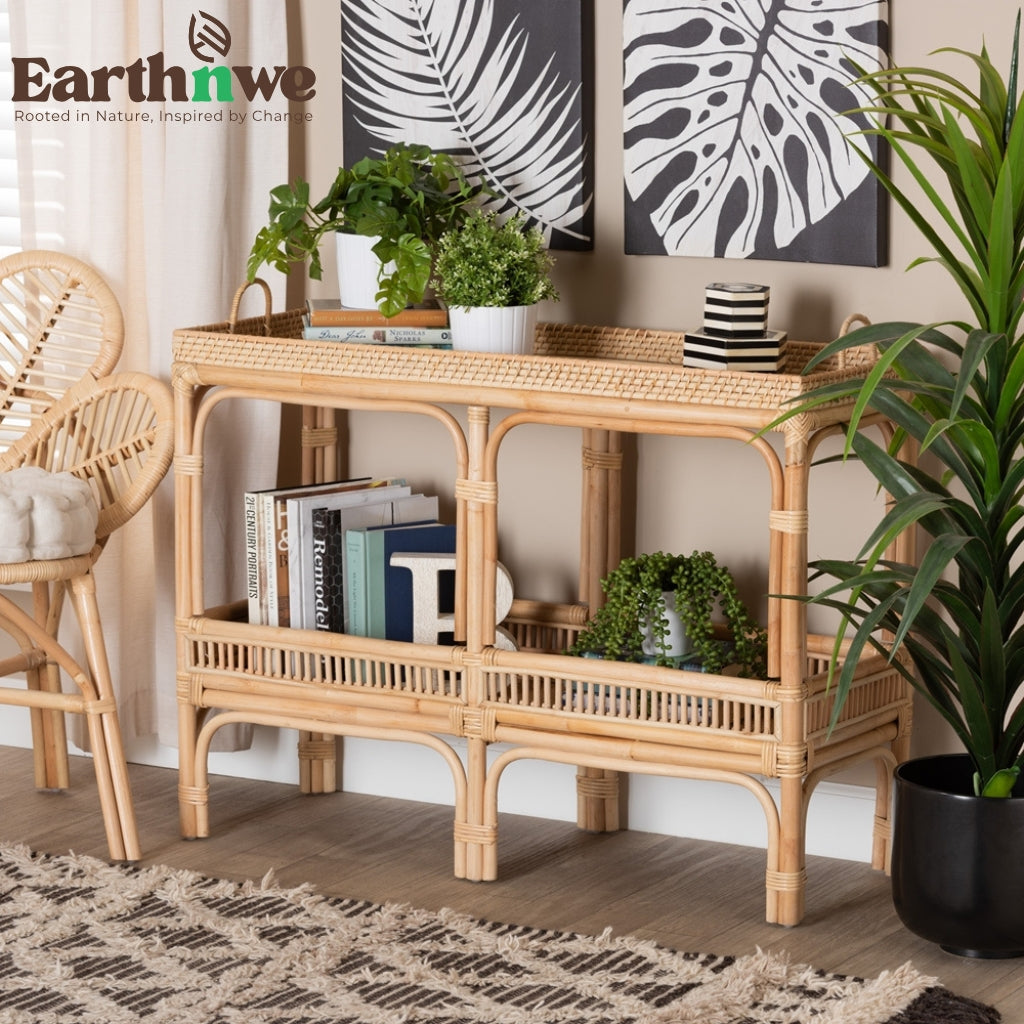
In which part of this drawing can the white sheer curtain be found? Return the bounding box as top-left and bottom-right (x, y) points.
(10, 2), (290, 746)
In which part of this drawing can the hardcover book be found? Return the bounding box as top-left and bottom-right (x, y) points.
(309, 506), (348, 633)
(244, 476), (372, 626)
(345, 520), (456, 640)
(305, 492), (439, 633)
(304, 299), (448, 328)
(266, 477), (389, 627)
(301, 316), (453, 347)
(287, 481), (412, 629)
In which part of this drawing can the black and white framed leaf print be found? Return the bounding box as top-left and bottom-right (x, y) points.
(342, 0), (594, 251)
(623, 0), (889, 265)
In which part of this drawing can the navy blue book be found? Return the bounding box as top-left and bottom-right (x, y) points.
(357, 521), (456, 642)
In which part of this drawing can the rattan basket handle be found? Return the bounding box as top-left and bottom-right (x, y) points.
(229, 278), (273, 336)
(837, 312), (872, 368)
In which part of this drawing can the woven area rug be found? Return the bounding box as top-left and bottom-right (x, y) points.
(0, 844), (1000, 1024)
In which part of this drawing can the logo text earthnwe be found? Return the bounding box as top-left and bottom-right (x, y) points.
(12, 54), (316, 104)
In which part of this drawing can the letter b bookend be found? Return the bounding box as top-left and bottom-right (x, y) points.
(389, 552), (517, 649)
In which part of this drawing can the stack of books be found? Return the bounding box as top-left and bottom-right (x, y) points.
(683, 283), (786, 372)
(244, 476), (455, 639)
(301, 299), (453, 349)
(344, 519), (456, 641)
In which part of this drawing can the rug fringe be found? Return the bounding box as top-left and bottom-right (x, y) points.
(0, 843), (1004, 1024)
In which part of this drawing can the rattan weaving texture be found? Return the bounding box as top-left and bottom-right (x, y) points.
(173, 314), (875, 413)
(172, 308), (908, 928)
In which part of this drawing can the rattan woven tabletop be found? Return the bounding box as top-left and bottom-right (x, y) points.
(172, 313), (873, 419)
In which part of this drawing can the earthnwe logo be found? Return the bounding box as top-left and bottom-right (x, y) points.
(12, 10), (315, 123)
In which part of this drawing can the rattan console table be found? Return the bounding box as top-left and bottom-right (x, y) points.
(172, 312), (912, 927)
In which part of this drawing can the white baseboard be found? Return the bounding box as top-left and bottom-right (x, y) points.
(1, 716), (879, 863)
(335, 735), (879, 863)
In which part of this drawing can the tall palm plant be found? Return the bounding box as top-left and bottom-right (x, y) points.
(783, 15), (1024, 797)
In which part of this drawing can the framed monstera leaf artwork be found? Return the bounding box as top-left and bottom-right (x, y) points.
(341, 1), (594, 252)
(623, 0), (889, 265)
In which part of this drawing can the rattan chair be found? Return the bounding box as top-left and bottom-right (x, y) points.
(0, 250), (124, 453)
(0, 251), (125, 791)
(0, 371), (174, 860)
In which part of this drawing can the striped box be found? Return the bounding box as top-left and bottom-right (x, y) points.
(703, 283), (770, 338)
(683, 328), (787, 372)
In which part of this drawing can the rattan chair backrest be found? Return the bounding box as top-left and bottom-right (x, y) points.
(0, 371), (174, 541)
(0, 250), (124, 453)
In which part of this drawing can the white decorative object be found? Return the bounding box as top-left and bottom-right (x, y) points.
(641, 591), (692, 659)
(0, 466), (98, 562)
(390, 552), (517, 649)
(449, 304), (538, 355)
(335, 232), (392, 310)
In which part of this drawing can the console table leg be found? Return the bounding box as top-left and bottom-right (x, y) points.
(576, 432), (624, 836)
(576, 766), (620, 832)
(769, 774), (807, 926)
(295, 406), (341, 797)
(298, 732), (338, 794)
(462, 734), (491, 881)
(872, 756), (895, 872)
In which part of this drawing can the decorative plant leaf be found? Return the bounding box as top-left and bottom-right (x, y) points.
(623, 0), (886, 257)
(189, 10), (231, 63)
(341, 0), (591, 246)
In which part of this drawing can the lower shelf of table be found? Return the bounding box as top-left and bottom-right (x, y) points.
(178, 602), (909, 779)
(176, 603), (910, 925)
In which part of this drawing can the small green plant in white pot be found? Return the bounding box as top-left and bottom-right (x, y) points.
(431, 210), (559, 354)
(568, 550), (768, 678)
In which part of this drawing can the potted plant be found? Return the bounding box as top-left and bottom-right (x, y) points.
(430, 210), (559, 354)
(246, 141), (481, 317)
(568, 550), (768, 679)
(776, 17), (1024, 956)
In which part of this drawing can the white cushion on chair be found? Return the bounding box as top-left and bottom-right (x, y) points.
(0, 466), (98, 562)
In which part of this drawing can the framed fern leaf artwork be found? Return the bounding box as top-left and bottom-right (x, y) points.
(341, 0), (595, 251)
(623, 0), (889, 265)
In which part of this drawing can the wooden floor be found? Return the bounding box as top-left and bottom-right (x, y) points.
(0, 745), (1020, 1022)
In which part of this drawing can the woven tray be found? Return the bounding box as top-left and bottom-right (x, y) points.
(172, 304), (875, 415)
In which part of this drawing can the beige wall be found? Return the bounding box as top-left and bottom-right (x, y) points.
(289, 1), (1020, 764)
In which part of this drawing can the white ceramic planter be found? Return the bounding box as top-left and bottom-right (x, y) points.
(448, 304), (538, 355)
(335, 232), (392, 310)
(641, 591), (692, 659)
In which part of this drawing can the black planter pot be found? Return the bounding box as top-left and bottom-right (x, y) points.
(892, 754), (1024, 958)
